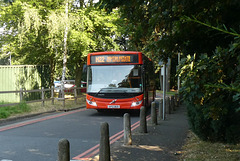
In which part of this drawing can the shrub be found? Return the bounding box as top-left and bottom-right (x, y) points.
(179, 43), (240, 143)
(0, 102), (31, 119)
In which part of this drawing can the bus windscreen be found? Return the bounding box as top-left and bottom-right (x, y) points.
(87, 65), (143, 93)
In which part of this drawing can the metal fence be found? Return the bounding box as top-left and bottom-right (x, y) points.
(0, 65), (51, 102)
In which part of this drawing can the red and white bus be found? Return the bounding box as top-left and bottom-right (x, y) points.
(86, 51), (156, 111)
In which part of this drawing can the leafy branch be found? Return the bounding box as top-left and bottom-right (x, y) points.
(184, 16), (240, 38)
(205, 83), (240, 93)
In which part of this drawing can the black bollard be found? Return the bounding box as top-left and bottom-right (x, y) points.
(139, 106), (147, 133)
(175, 94), (180, 107)
(151, 102), (157, 125)
(99, 122), (110, 161)
(172, 95), (176, 111)
(158, 99), (163, 120)
(124, 113), (132, 145)
(171, 95), (175, 111)
(166, 97), (170, 114)
(58, 139), (70, 161)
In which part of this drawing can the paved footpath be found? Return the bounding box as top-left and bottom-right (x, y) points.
(111, 104), (189, 161)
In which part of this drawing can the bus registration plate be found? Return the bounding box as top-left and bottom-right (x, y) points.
(108, 105), (120, 109)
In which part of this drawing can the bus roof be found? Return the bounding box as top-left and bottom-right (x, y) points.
(88, 51), (141, 55)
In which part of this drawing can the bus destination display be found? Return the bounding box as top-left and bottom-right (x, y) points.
(90, 54), (139, 64)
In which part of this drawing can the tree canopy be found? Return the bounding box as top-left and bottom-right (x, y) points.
(99, 0), (240, 143)
(0, 0), (123, 86)
(99, 0), (240, 61)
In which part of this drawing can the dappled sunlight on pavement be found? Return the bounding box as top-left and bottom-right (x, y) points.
(110, 103), (189, 161)
(129, 144), (164, 151)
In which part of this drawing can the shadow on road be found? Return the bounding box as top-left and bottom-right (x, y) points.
(87, 108), (151, 117)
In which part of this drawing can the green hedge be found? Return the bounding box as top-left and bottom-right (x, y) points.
(180, 43), (240, 144)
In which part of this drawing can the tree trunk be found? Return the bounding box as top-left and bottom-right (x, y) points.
(75, 61), (84, 94)
(49, 57), (55, 87)
(60, 0), (69, 98)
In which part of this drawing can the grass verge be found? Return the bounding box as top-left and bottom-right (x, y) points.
(0, 93), (86, 120)
(180, 131), (240, 161)
(0, 101), (31, 119)
(157, 90), (178, 96)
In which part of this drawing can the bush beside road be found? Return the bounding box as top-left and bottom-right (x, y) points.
(0, 93), (86, 120)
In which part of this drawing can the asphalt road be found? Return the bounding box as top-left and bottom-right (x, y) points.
(0, 108), (142, 161)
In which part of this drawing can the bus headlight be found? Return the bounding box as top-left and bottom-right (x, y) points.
(86, 98), (97, 106)
(131, 100), (143, 107)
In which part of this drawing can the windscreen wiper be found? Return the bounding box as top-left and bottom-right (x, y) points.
(94, 88), (114, 96)
(94, 88), (105, 97)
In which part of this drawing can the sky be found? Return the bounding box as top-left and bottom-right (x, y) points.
(0, 27), (3, 34)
